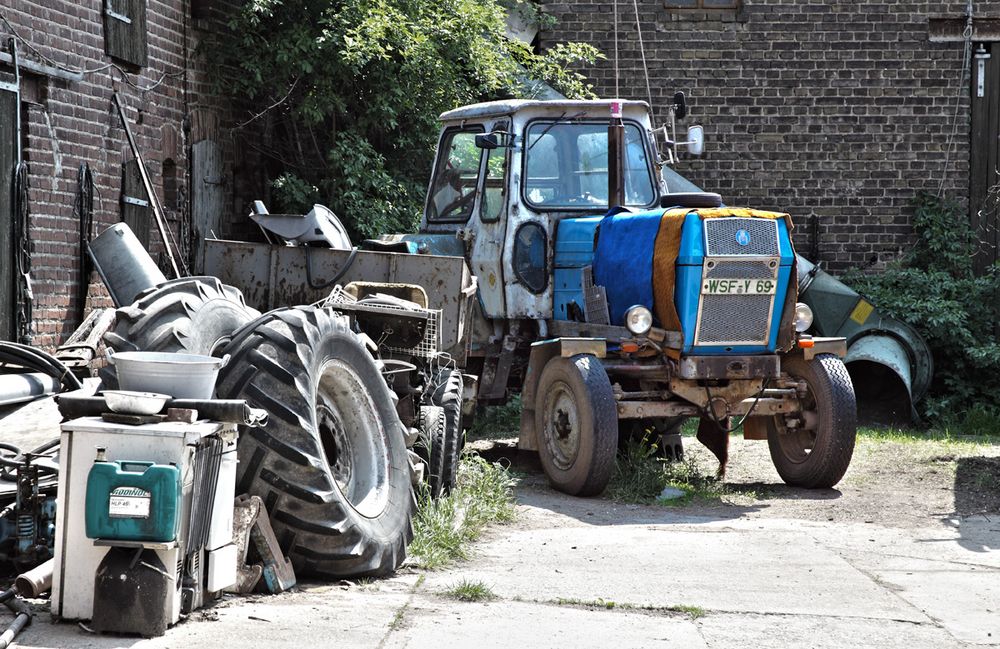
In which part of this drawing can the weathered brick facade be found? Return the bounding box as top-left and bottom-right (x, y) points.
(0, 0), (254, 349)
(539, 0), (1000, 273)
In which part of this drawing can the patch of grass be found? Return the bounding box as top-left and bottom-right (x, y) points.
(468, 396), (522, 440)
(550, 597), (706, 619)
(444, 579), (498, 602)
(554, 597), (617, 609)
(668, 604), (706, 619)
(607, 435), (753, 505)
(409, 454), (516, 569)
(388, 607), (406, 631)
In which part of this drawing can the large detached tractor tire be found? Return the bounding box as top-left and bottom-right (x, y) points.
(104, 276), (259, 355)
(431, 369), (464, 493)
(216, 307), (414, 578)
(535, 354), (618, 497)
(767, 353), (857, 489)
(416, 405), (447, 498)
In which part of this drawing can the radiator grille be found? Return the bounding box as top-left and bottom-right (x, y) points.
(705, 259), (775, 280)
(695, 256), (779, 347)
(705, 218), (779, 256)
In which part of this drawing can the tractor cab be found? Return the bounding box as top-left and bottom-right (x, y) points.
(407, 99), (693, 324)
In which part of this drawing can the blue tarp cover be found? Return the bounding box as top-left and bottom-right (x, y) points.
(592, 208), (662, 326)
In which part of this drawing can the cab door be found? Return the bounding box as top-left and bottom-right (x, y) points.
(469, 120), (510, 318)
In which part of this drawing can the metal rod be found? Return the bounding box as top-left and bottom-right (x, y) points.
(10, 39), (21, 167)
(112, 92), (182, 278)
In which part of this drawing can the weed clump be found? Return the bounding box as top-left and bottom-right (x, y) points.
(409, 454), (515, 569)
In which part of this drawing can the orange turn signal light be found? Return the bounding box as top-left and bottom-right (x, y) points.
(621, 342), (640, 353)
(798, 338), (815, 349)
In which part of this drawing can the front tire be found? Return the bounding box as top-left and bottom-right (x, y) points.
(217, 307), (413, 578)
(534, 355), (618, 497)
(767, 353), (857, 488)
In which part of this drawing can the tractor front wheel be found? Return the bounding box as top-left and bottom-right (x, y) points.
(535, 355), (618, 497)
(767, 353), (857, 489)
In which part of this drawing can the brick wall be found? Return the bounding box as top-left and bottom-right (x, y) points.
(539, 0), (1000, 273)
(0, 0), (256, 349)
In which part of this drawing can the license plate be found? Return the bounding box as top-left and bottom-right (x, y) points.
(701, 278), (777, 295)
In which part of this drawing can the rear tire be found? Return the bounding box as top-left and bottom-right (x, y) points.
(417, 405), (447, 498)
(767, 354), (857, 488)
(535, 355), (617, 497)
(104, 276), (259, 355)
(216, 307), (413, 578)
(431, 370), (464, 493)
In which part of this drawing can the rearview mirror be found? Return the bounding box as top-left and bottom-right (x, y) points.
(673, 91), (688, 120)
(686, 125), (704, 157)
(475, 133), (508, 150)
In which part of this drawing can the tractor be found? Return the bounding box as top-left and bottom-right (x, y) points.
(204, 96), (858, 499)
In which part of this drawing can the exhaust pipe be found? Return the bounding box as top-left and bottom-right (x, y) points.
(88, 223), (167, 307)
(15, 558), (53, 597)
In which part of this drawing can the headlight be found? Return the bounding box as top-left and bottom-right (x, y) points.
(625, 305), (653, 336)
(793, 302), (814, 333)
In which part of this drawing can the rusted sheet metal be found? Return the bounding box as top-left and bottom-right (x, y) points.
(204, 239), (475, 360)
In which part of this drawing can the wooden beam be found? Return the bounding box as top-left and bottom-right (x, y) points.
(928, 18), (1000, 42)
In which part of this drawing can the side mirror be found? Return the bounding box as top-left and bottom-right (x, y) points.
(686, 125), (704, 157)
(673, 91), (688, 120)
(475, 133), (500, 150)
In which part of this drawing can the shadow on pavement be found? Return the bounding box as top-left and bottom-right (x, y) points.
(949, 456), (1000, 553)
(476, 440), (850, 527)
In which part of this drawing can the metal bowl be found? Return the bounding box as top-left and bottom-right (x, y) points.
(102, 390), (171, 416)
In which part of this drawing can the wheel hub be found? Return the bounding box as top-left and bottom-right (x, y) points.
(317, 404), (352, 491)
(544, 383), (580, 471)
(316, 360), (391, 519)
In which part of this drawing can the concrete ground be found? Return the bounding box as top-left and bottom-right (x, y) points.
(13, 478), (1000, 649)
(3, 400), (997, 648)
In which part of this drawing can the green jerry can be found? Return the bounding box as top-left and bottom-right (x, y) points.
(84, 448), (182, 543)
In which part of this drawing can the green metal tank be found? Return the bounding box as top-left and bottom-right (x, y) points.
(797, 255), (933, 423)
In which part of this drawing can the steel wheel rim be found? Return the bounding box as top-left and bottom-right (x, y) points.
(542, 379), (580, 471)
(775, 376), (819, 464)
(317, 360), (390, 518)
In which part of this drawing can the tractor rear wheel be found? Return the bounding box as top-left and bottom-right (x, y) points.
(431, 369), (464, 493)
(416, 405), (447, 498)
(216, 307), (413, 578)
(767, 353), (857, 489)
(104, 276), (259, 355)
(535, 355), (617, 497)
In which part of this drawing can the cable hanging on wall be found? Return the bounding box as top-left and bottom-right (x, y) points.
(938, 0), (975, 198)
(13, 162), (33, 346)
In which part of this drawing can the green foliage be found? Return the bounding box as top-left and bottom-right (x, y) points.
(468, 395), (522, 441)
(409, 454), (515, 569)
(444, 579), (498, 602)
(842, 192), (1000, 422)
(215, 0), (601, 240)
(607, 434), (751, 505)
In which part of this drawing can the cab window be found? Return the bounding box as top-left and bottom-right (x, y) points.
(427, 128), (484, 222)
(480, 124), (508, 223)
(524, 121), (656, 209)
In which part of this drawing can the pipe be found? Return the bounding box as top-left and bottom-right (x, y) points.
(88, 223), (167, 307)
(0, 373), (59, 407)
(0, 594), (32, 649)
(15, 559), (53, 598)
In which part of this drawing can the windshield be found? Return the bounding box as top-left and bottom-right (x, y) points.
(524, 122), (656, 209)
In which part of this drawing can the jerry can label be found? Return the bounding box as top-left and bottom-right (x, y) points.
(108, 486), (151, 519)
